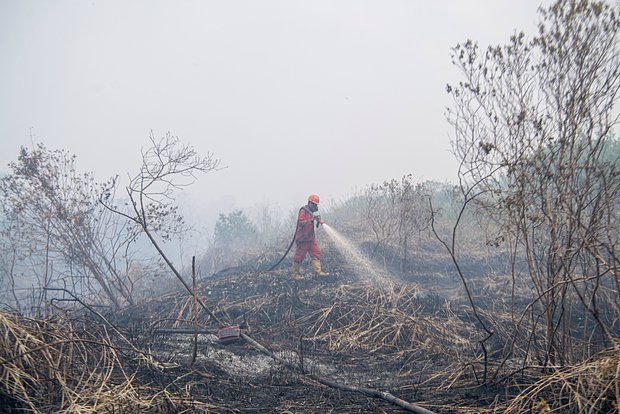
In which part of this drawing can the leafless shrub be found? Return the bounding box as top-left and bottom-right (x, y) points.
(365, 175), (431, 273)
(446, 0), (620, 371)
(0, 144), (143, 311)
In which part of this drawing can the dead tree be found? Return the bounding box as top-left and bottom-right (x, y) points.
(101, 132), (222, 320)
(446, 0), (620, 369)
(0, 145), (139, 310)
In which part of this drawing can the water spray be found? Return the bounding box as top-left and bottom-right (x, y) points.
(268, 212), (393, 287)
(321, 223), (393, 286)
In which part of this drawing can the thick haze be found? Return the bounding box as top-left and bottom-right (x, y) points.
(0, 1), (549, 219)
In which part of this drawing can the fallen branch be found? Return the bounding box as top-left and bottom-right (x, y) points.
(241, 331), (436, 414)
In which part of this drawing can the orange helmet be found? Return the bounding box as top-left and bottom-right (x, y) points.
(308, 194), (320, 205)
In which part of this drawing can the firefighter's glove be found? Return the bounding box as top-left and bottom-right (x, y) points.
(314, 215), (324, 228)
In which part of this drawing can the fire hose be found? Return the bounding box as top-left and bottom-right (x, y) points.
(267, 222), (298, 271)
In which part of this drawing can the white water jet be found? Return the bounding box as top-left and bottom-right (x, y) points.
(322, 224), (393, 286)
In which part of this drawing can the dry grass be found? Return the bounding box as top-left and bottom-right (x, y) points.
(0, 312), (220, 413)
(298, 283), (473, 356)
(493, 345), (620, 413)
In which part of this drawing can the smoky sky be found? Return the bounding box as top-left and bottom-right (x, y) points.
(0, 0), (548, 217)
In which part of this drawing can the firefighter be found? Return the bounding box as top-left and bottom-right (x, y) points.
(292, 194), (328, 279)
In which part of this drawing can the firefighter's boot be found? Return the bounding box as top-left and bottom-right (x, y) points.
(311, 258), (328, 277)
(292, 261), (303, 280)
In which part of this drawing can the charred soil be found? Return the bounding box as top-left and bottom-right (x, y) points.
(0, 255), (533, 413)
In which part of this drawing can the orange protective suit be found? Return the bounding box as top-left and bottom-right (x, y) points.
(293, 206), (321, 262)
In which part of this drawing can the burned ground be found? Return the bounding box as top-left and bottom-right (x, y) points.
(118, 270), (480, 412)
(118, 263), (489, 413)
(0, 247), (504, 413)
(2, 242), (616, 413)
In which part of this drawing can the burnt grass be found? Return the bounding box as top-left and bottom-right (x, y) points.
(109, 250), (516, 414)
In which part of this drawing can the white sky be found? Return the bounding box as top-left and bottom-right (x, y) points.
(0, 0), (550, 220)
